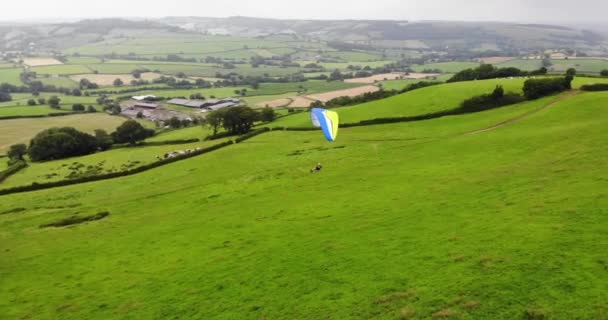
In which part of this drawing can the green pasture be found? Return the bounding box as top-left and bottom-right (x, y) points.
(30, 64), (92, 75)
(0, 114), (126, 153)
(411, 62), (479, 73)
(0, 68), (24, 85)
(1, 90), (607, 319)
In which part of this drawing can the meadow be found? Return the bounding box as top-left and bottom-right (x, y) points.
(0, 68), (24, 85)
(1, 90), (606, 319)
(0, 114), (126, 152)
(272, 78), (529, 127)
(411, 62), (480, 73)
(0, 138), (230, 188)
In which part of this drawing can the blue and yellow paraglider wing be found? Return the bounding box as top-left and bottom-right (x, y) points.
(311, 108), (339, 142)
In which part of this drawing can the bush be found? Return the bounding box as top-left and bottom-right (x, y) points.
(112, 120), (154, 145)
(28, 127), (99, 161)
(0, 92), (11, 102)
(39, 212), (110, 228)
(7, 144), (27, 161)
(72, 103), (85, 111)
(601, 69), (608, 77)
(87, 105), (97, 113)
(27, 99), (36, 106)
(94, 129), (113, 151)
(523, 77), (573, 100)
(460, 86), (525, 112)
(448, 64), (527, 82)
(0, 161), (28, 183)
(580, 83), (608, 91)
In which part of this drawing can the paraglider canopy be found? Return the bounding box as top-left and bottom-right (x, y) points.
(310, 108), (339, 142)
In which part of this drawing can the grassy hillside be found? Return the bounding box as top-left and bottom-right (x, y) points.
(0, 90), (607, 319)
(0, 68), (24, 85)
(272, 78), (528, 127)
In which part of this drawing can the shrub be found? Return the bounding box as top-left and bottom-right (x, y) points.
(580, 83), (608, 91)
(94, 129), (113, 151)
(0, 161), (28, 183)
(39, 212), (110, 228)
(601, 69), (608, 76)
(28, 127), (99, 161)
(523, 77), (573, 100)
(112, 120), (154, 145)
(72, 104), (85, 111)
(27, 99), (36, 106)
(87, 105), (97, 113)
(7, 144), (27, 161)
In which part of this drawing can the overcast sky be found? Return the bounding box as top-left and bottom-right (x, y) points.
(2, 0), (607, 24)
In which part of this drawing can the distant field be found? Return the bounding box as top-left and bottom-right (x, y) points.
(549, 59), (608, 73)
(496, 59), (543, 70)
(30, 64), (92, 75)
(86, 63), (142, 74)
(380, 74), (452, 90)
(242, 92), (299, 106)
(307, 85), (380, 102)
(66, 57), (103, 64)
(0, 68), (24, 85)
(117, 87), (247, 100)
(37, 77), (79, 89)
(0, 114), (126, 152)
(323, 51), (385, 62)
(316, 60), (394, 70)
(0, 105), (75, 117)
(0, 93), (98, 108)
(70, 72), (161, 86)
(252, 81), (362, 96)
(0, 62), (17, 69)
(22, 57), (63, 67)
(411, 61), (480, 73)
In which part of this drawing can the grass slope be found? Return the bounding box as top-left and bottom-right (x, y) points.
(0, 91), (607, 319)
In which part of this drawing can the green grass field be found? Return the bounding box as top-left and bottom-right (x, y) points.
(0, 114), (126, 152)
(0, 105), (75, 117)
(1, 89), (606, 319)
(495, 59), (543, 70)
(30, 64), (92, 75)
(0, 68), (24, 85)
(242, 92), (299, 106)
(379, 74), (453, 90)
(549, 59), (608, 73)
(252, 80), (363, 95)
(411, 62), (480, 73)
(37, 77), (80, 89)
(272, 78), (529, 127)
(0, 138), (230, 188)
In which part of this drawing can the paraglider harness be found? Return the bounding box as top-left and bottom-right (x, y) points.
(310, 163), (323, 173)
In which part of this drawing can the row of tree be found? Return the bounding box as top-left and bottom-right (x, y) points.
(448, 64), (549, 83)
(205, 107), (276, 135)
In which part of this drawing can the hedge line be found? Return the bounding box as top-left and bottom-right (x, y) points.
(0, 112), (77, 120)
(0, 161), (28, 184)
(580, 83), (608, 91)
(111, 138), (200, 149)
(0, 141), (232, 196)
(0, 126), (274, 196)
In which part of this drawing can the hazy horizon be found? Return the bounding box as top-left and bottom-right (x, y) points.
(2, 0), (608, 25)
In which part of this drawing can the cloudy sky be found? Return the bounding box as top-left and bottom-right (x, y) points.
(2, 0), (607, 23)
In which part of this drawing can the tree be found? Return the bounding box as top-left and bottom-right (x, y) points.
(132, 70), (142, 79)
(260, 108), (277, 122)
(7, 144), (27, 161)
(113, 78), (124, 87)
(222, 106), (259, 134)
(0, 92), (12, 102)
(601, 69), (608, 77)
(112, 120), (154, 145)
(37, 98), (46, 105)
(205, 109), (225, 135)
(87, 105), (97, 113)
(491, 85), (504, 99)
(72, 104), (85, 112)
(175, 72), (187, 78)
(94, 129), (113, 151)
(168, 117), (182, 128)
(27, 99), (37, 106)
(28, 127), (99, 161)
(72, 88), (82, 96)
(48, 96), (61, 109)
(136, 111), (144, 119)
(566, 68), (577, 77)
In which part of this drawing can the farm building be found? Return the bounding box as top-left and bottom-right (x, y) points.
(168, 97), (241, 111)
(132, 95), (157, 101)
(133, 102), (159, 109)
